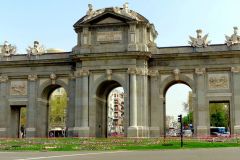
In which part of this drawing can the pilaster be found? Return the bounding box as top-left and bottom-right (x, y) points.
(195, 68), (208, 136)
(26, 74), (38, 137)
(231, 67), (240, 135)
(72, 69), (90, 137)
(149, 69), (161, 137)
(0, 75), (8, 137)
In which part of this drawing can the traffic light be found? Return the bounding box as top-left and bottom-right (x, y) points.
(178, 114), (182, 123)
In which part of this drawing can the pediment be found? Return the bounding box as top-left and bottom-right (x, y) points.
(96, 17), (123, 24)
(74, 10), (135, 28)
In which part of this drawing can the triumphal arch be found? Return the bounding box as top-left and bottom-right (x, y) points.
(0, 3), (240, 138)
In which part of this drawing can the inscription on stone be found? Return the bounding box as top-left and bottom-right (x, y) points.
(10, 81), (27, 96)
(208, 74), (229, 90)
(97, 31), (122, 42)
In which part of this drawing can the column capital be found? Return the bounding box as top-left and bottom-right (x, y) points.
(195, 68), (206, 75)
(127, 68), (137, 75)
(128, 68), (148, 76)
(148, 69), (159, 77)
(231, 66), (240, 73)
(75, 69), (90, 78)
(0, 75), (8, 83)
(28, 74), (38, 81)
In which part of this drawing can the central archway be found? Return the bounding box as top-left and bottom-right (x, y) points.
(95, 80), (125, 138)
(164, 82), (192, 137)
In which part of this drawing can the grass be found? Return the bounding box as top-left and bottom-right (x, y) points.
(0, 137), (239, 151)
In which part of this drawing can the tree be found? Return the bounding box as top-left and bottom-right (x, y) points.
(210, 103), (229, 128)
(49, 88), (67, 128)
(182, 91), (193, 128)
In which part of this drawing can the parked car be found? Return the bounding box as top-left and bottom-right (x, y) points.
(210, 127), (230, 137)
(49, 128), (66, 137)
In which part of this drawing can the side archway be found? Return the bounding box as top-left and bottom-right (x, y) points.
(36, 80), (69, 137)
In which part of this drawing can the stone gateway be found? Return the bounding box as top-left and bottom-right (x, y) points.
(0, 3), (240, 138)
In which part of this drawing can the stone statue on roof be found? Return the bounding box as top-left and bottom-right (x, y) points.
(26, 41), (45, 56)
(225, 27), (240, 46)
(1, 41), (16, 57)
(86, 4), (95, 16)
(189, 29), (210, 47)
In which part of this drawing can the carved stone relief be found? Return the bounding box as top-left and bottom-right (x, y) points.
(10, 81), (27, 96)
(208, 73), (229, 90)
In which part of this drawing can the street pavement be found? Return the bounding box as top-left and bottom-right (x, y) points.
(0, 147), (239, 160)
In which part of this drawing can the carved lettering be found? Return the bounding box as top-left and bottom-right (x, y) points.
(97, 31), (122, 42)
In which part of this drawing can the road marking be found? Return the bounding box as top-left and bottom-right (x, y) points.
(15, 151), (131, 160)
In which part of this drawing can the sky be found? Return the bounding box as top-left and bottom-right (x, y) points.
(1, 0), (239, 118)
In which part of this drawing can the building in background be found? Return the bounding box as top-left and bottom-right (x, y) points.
(108, 88), (124, 136)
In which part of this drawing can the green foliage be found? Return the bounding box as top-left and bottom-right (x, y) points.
(210, 103), (229, 128)
(183, 112), (193, 127)
(49, 88), (67, 128)
(20, 107), (26, 126)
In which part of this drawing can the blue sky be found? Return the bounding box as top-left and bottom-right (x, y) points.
(1, 0), (240, 53)
(0, 0), (238, 117)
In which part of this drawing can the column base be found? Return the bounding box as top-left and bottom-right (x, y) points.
(234, 125), (240, 135)
(150, 127), (160, 137)
(127, 126), (149, 137)
(127, 126), (139, 137)
(196, 126), (208, 137)
(25, 128), (36, 138)
(0, 128), (7, 138)
(68, 127), (90, 137)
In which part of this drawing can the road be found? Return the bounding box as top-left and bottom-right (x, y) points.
(0, 148), (239, 160)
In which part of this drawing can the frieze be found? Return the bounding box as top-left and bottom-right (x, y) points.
(208, 73), (229, 90)
(10, 80), (27, 96)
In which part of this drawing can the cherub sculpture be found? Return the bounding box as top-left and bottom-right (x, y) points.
(1, 41), (16, 57)
(26, 41), (45, 56)
(189, 29), (210, 47)
(225, 27), (240, 46)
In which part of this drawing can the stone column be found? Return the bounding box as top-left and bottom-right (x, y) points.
(26, 74), (38, 137)
(195, 68), (208, 136)
(72, 69), (90, 137)
(149, 70), (161, 137)
(0, 75), (8, 137)
(231, 67), (240, 135)
(127, 68), (138, 137)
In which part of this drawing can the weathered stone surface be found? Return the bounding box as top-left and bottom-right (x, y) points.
(1, 4), (240, 138)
